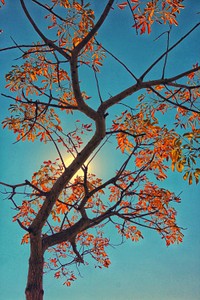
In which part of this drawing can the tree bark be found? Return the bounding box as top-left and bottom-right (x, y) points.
(25, 232), (44, 300)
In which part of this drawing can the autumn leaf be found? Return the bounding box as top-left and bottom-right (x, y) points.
(64, 281), (71, 287)
(183, 171), (189, 181)
(56, 201), (68, 214)
(155, 85), (164, 91)
(21, 233), (30, 245)
(50, 258), (58, 267)
(54, 271), (60, 279)
(176, 161), (185, 173)
(193, 169), (200, 184)
(188, 172), (193, 185)
(118, 2), (128, 10)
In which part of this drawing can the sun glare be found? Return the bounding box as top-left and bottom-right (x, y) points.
(64, 155), (95, 178)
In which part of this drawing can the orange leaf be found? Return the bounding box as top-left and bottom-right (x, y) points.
(187, 72), (195, 79)
(64, 281), (71, 286)
(155, 85), (164, 91)
(21, 233), (30, 244)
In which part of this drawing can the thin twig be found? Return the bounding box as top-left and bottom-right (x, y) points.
(140, 22), (200, 80)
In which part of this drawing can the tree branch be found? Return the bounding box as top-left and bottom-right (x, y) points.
(42, 217), (91, 251)
(99, 65), (200, 112)
(20, 0), (71, 60)
(140, 22), (200, 80)
(70, 54), (98, 119)
(28, 111), (106, 233)
(150, 87), (200, 114)
(0, 43), (47, 52)
(95, 38), (138, 82)
(73, 0), (114, 54)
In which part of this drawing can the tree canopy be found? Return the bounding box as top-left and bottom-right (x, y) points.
(0, 1), (199, 299)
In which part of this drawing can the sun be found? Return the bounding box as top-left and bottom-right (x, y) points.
(64, 155), (94, 179)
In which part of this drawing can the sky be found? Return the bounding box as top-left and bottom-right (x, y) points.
(0, 1), (200, 300)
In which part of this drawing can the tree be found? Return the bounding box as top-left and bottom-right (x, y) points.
(0, 1), (199, 299)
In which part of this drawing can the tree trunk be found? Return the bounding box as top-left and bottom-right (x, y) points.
(25, 232), (44, 300)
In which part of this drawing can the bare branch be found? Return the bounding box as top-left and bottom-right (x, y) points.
(0, 181), (28, 189)
(93, 68), (103, 104)
(1, 93), (78, 111)
(95, 38), (138, 82)
(70, 239), (84, 263)
(0, 43), (47, 53)
(161, 28), (171, 79)
(140, 22), (200, 80)
(106, 129), (146, 138)
(32, 0), (71, 24)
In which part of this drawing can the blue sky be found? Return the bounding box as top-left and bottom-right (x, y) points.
(0, 1), (200, 300)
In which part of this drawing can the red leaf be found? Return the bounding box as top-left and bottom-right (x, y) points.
(132, 4), (138, 11)
(54, 271), (60, 279)
(118, 2), (128, 9)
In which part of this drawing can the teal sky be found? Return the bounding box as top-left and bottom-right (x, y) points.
(0, 1), (200, 300)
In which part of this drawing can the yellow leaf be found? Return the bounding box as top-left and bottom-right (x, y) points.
(193, 170), (199, 184)
(171, 162), (175, 172)
(183, 171), (189, 181)
(174, 138), (182, 147)
(171, 149), (180, 161)
(176, 161), (184, 172)
(189, 172), (193, 185)
(194, 168), (200, 175)
(73, 36), (81, 47)
(183, 132), (193, 141)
